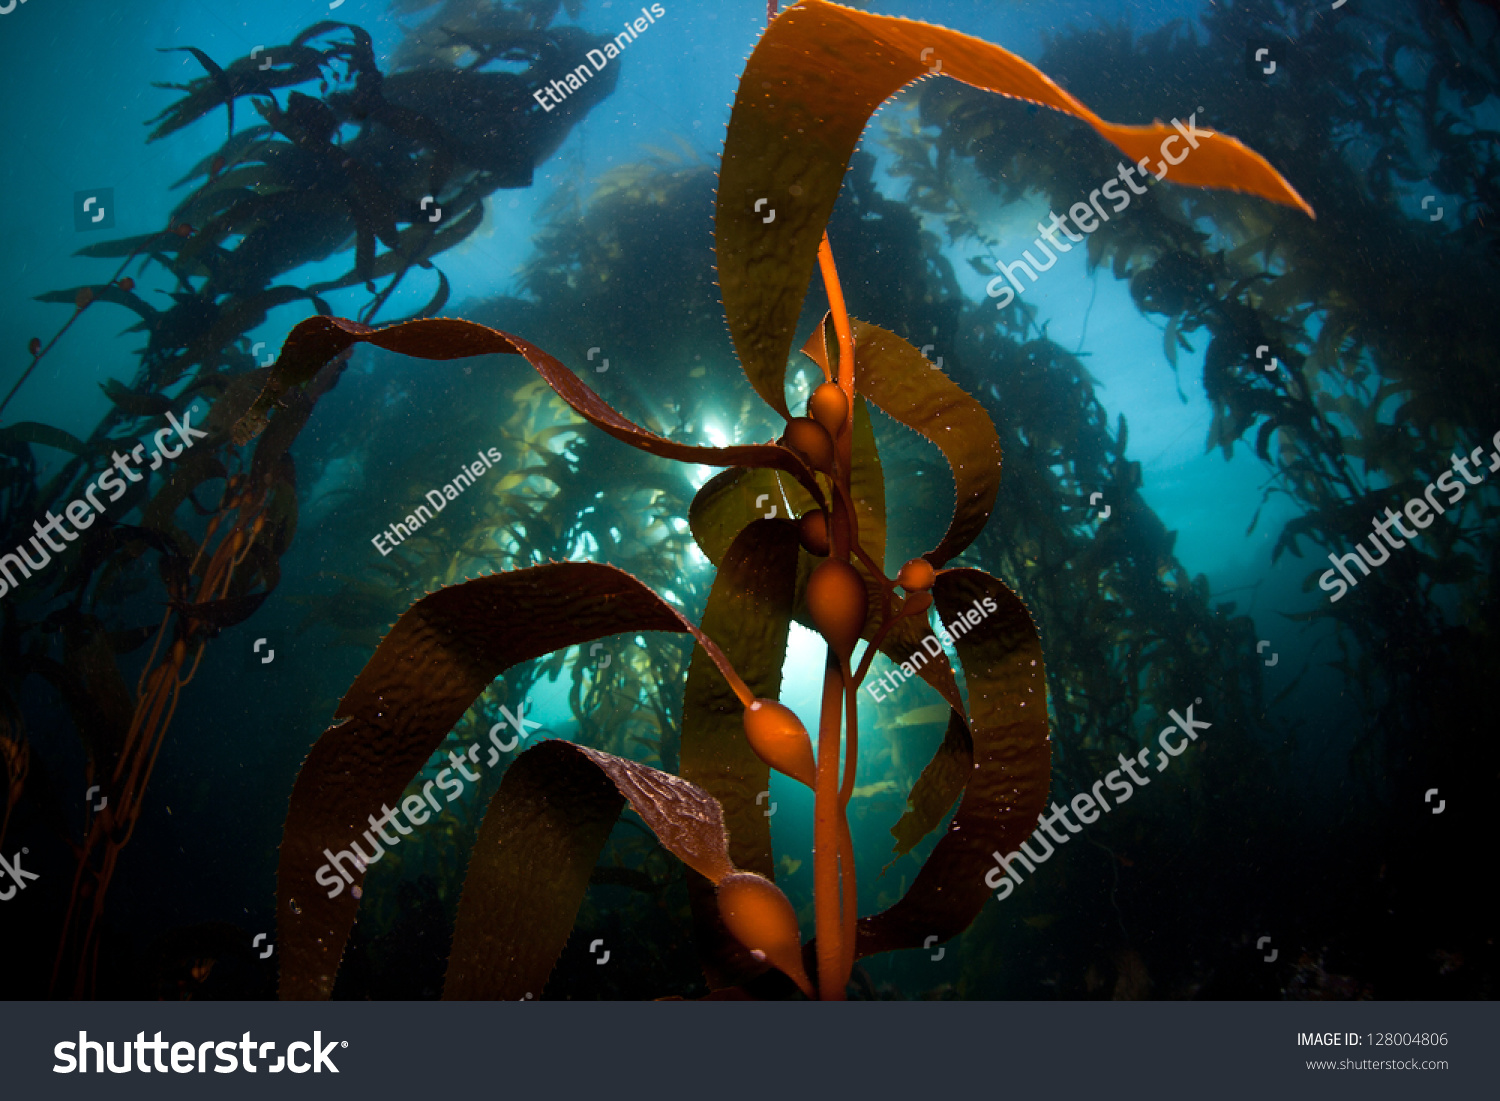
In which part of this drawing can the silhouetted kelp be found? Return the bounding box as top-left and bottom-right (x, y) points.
(0, 7), (617, 997)
(235, 1), (1310, 999)
(1436, 0), (1500, 41)
(917, 0), (1499, 763)
(887, 0), (1499, 996)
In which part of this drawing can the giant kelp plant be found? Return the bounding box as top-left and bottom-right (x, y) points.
(234, 0), (1311, 1000)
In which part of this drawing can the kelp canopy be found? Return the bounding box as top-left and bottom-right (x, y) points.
(0, 0), (1491, 1002)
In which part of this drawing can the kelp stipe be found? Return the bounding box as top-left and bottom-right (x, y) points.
(240, 0), (1311, 999)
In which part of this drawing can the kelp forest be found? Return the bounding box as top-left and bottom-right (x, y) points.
(0, 0), (1493, 1002)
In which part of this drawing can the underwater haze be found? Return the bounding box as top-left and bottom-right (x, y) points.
(0, 0), (1495, 1003)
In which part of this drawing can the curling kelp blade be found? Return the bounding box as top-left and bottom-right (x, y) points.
(231, 315), (825, 506)
(276, 562), (746, 998)
(716, 0), (1313, 418)
(446, 741), (735, 1000)
(845, 568), (1051, 959)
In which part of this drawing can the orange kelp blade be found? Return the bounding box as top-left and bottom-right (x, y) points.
(229, 315), (824, 506)
(804, 316), (1000, 569)
(717, 0), (1314, 418)
(275, 562), (750, 1000)
(446, 741), (735, 1000)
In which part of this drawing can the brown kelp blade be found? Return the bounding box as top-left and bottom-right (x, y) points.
(0, 724), (26, 851)
(876, 612), (965, 717)
(886, 710), (973, 868)
(276, 562), (745, 999)
(446, 740), (734, 999)
(0, 422), (89, 457)
(690, 466), (816, 568)
(846, 394), (888, 577)
(805, 317), (1001, 568)
(680, 519), (802, 988)
(718, 0), (1313, 417)
(854, 568), (1051, 957)
(230, 315), (823, 503)
(868, 614), (969, 861)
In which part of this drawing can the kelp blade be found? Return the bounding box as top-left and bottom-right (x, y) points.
(690, 466), (816, 567)
(717, 0), (1313, 417)
(854, 568), (1051, 956)
(230, 315), (822, 502)
(0, 422), (88, 457)
(446, 741), (734, 999)
(877, 613), (964, 717)
(276, 562), (736, 999)
(886, 710), (973, 867)
(846, 394), (888, 584)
